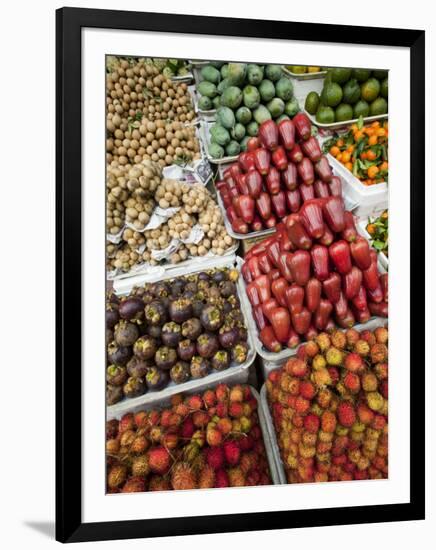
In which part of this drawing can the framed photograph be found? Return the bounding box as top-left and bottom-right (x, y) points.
(56, 7), (425, 543)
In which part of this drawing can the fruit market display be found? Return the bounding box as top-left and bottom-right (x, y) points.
(106, 268), (250, 405)
(216, 115), (344, 235)
(366, 210), (388, 257)
(106, 161), (235, 272)
(304, 67), (388, 124)
(323, 120), (388, 185)
(266, 326), (388, 483)
(106, 57), (199, 168)
(106, 384), (272, 492)
(105, 58), (390, 490)
(197, 63), (298, 158)
(241, 196), (388, 352)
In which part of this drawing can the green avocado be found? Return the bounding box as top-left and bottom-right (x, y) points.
(305, 91), (320, 115)
(316, 105), (335, 124)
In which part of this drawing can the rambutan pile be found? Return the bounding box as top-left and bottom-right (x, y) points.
(266, 326), (388, 483)
(106, 383), (271, 493)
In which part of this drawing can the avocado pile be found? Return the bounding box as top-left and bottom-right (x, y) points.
(197, 62), (298, 158)
(305, 67), (388, 124)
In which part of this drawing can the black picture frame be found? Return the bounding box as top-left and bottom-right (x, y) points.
(56, 7), (425, 543)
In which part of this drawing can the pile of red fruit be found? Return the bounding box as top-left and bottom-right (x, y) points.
(216, 114), (342, 235)
(106, 383), (271, 492)
(241, 197), (388, 352)
(266, 326), (388, 483)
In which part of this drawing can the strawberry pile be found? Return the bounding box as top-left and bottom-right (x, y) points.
(216, 114), (342, 235)
(106, 383), (271, 492)
(241, 197), (388, 352)
(266, 327), (388, 483)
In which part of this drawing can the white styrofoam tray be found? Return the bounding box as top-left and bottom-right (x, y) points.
(260, 317), (389, 483)
(107, 384), (281, 486)
(108, 242), (239, 282)
(259, 316), (389, 379)
(108, 254), (256, 415)
(238, 255), (387, 365)
(214, 181), (276, 241)
(191, 69), (217, 120)
(327, 153), (388, 218)
(306, 109), (388, 131)
(282, 67), (328, 80)
(199, 120), (239, 165)
(170, 73), (194, 84)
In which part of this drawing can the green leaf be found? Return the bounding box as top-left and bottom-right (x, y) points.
(357, 115), (364, 130)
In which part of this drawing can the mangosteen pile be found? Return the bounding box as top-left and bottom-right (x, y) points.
(106, 268), (249, 405)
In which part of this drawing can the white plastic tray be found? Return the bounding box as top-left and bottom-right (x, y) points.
(327, 153), (388, 218)
(108, 242), (239, 283)
(259, 316), (389, 379)
(282, 67), (328, 80)
(238, 255), (387, 364)
(107, 254), (256, 415)
(260, 316), (389, 483)
(199, 120), (239, 165)
(107, 384), (281, 486)
(170, 73), (194, 84)
(214, 182), (276, 242)
(306, 109), (388, 131)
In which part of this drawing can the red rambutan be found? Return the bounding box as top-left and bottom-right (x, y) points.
(187, 394), (203, 411)
(303, 414), (320, 434)
(121, 476), (146, 493)
(171, 462), (197, 491)
(343, 372), (361, 393)
(215, 469), (229, 488)
(285, 358), (308, 378)
(294, 396), (311, 414)
(148, 446), (171, 475)
(344, 352), (364, 373)
(238, 434), (255, 452)
(119, 413), (134, 433)
(181, 417), (195, 439)
(107, 464), (127, 489)
(337, 401), (356, 427)
(216, 417), (233, 435)
(198, 465), (215, 488)
(299, 380), (316, 400)
(206, 446), (224, 470)
(192, 410), (210, 428)
(215, 383), (229, 402)
(148, 475), (171, 492)
(229, 401), (244, 418)
(228, 467), (246, 487)
(223, 440), (241, 466)
(206, 427), (223, 447)
(203, 389), (217, 408)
